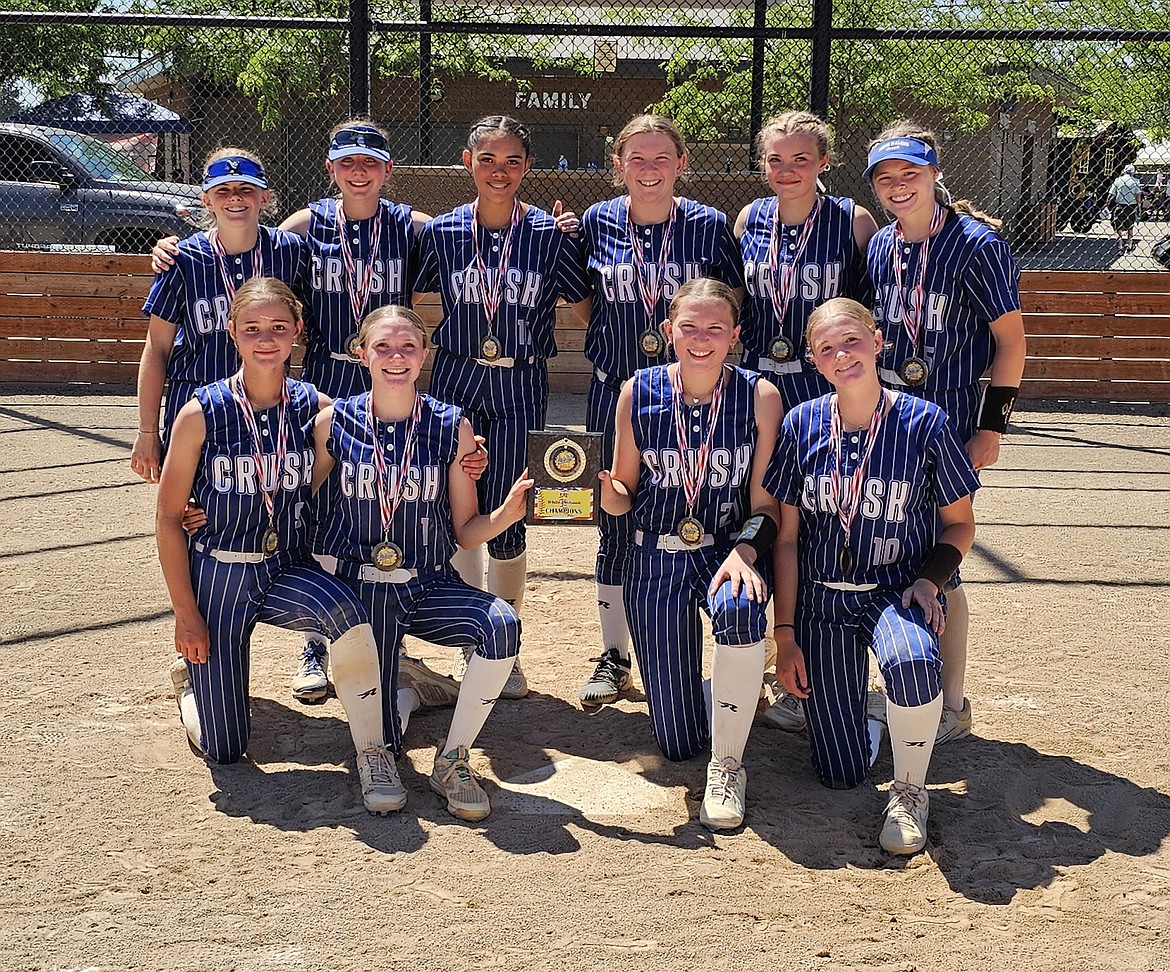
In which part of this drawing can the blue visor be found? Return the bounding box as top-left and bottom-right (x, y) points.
(328, 127), (392, 162)
(202, 156), (268, 191)
(862, 137), (938, 181)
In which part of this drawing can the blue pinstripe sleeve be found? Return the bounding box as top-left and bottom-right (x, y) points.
(414, 221), (439, 294)
(963, 234), (1021, 323)
(143, 264), (184, 322)
(762, 410), (802, 505)
(927, 409), (981, 505)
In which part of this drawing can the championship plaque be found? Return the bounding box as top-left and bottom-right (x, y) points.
(526, 428), (603, 525)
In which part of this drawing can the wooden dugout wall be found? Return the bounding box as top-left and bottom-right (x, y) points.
(1, 252), (1168, 402)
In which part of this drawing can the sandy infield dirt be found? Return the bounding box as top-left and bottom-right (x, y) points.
(1, 392), (1168, 972)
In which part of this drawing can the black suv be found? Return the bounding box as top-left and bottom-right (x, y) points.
(0, 122), (203, 251)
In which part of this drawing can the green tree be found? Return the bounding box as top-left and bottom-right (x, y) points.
(0, 1), (126, 99)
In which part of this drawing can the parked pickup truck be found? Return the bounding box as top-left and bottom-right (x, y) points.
(0, 122), (203, 252)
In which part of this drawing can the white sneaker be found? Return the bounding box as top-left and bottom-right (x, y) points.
(699, 755), (747, 830)
(499, 658), (529, 699)
(430, 744), (490, 821)
(762, 690), (807, 732)
(936, 698), (973, 744)
(398, 654), (460, 707)
(358, 745), (407, 815)
(879, 780), (930, 854)
(291, 641), (329, 703)
(579, 648), (632, 705)
(169, 656), (203, 755)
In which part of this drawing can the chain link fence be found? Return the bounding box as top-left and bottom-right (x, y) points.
(2, 1), (1169, 268)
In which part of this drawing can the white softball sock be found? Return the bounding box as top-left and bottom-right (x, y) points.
(328, 624), (386, 753)
(887, 693), (944, 790)
(939, 584), (970, 711)
(487, 552), (527, 611)
(442, 652), (514, 753)
(397, 687), (420, 735)
(450, 544), (485, 590)
(711, 640), (766, 765)
(597, 582), (631, 660)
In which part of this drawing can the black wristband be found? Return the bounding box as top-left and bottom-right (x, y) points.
(735, 513), (778, 559)
(978, 385), (1019, 434)
(916, 543), (963, 593)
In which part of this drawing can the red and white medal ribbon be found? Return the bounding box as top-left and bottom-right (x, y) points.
(367, 392), (423, 539)
(669, 364), (726, 515)
(337, 201), (384, 328)
(767, 195), (822, 337)
(470, 198), (521, 328)
(829, 391), (887, 547)
(890, 203), (946, 351)
(627, 197), (679, 328)
(211, 230), (262, 306)
(229, 371), (289, 529)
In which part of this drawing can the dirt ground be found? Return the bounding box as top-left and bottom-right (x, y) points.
(2, 391), (1169, 972)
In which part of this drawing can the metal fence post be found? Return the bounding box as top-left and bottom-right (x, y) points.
(419, 0), (434, 164)
(349, 0), (370, 117)
(809, 0), (831, 117)
(750, 0), (767, 147)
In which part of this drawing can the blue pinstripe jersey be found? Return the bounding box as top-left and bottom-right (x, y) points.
(142, 226), (308, 388)
(319, 392), (462, 571)
(763, 391), (980, 589)
(582, 196), (744, 380)
(866, 211), (1021, 394)
(739, 194), (862, 364)
(414, 204), (591, 362)
(301, 197), (415, 392)
(190, 378), (319, 553)
(630, 365), (758, 539)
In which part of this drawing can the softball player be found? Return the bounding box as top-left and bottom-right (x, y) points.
(599, 278), (781, 830)
(578, 114), (744, 708)
(764, 297), (979, 854)
(311, 305), (532, 821)
(735, 111), (879, 732)
(131, 148), (307, 483)
(863, 122), (1027, 743)
(413, 115), (592, 698)
(157, 278), (402, 814)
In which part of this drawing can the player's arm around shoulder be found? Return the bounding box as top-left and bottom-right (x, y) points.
(309, 404), (338, 494)
(450, 417), (533, 549)
(598, 378), (639, 516)
(156, 401), (210, 663)
(279, 208), (312, 237)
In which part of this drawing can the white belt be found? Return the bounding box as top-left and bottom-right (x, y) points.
(357, 564), (419, 584)
(635, 528), (716, 553)
(878, 366), (908, 388)
(194, 542), (264, 564)
(474, 355), (534, 369)
(818, 580), (879, 593)
(756, 358), (804, 376)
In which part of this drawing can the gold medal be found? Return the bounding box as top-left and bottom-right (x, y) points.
(676, 515), (705, 547)
(345, 332), (363, 361)
(543, 437), (587, 484)
(899, 356), (929, 386)
(371, 540), (404, 572)
(480, 335), (502, 362)
(262, 525), (280, 557)
(769, 336), (794, 362)
(640, 328), (664, 356)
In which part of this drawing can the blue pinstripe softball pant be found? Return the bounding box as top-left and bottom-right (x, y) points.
(798, 584), (942, 789)
(184, 550), (368, 764)
(587, 374), (635, 586)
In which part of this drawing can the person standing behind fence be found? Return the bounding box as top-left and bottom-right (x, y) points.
(1107, 163), (1143, 256)
(131, 149), (307, 484)
(412, 115), (592, 700)
(576, 114), (744, 709)
(862, 121), (1026, 745)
